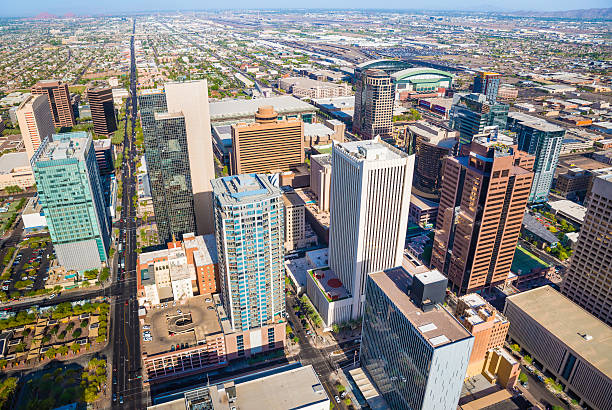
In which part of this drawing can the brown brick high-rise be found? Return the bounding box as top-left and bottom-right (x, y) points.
(230, 106), (304, 175)
(31, 80), (75, 128)
(431, 135), (534, 295)
(87, 86), (117, 136)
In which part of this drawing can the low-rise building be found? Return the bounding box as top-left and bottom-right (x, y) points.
(408, 194), (439, 229)
(141, 294), (286, 383)
(455, 294), (511, 379)
(0, 152), (35, 190)
(279, 77), (352, 99)
(521, 212), (560, 249)
(22, 195), (47, 231)
(548, 200), (587, 226)
(306, 266), (353, 327)
(303, 119), (344, 147)
(147, 363), (329, 409)
(310, 154), (332, 212)
(504, 286), (612, 410)
(283, 190), (317, 252)
(137, 233), (218, 306)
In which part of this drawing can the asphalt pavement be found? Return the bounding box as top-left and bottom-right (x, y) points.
(111, 19), (143, 409)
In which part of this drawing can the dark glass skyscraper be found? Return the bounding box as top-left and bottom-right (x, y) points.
(140, 92), (196, 244)
(449, 93), (508, 145)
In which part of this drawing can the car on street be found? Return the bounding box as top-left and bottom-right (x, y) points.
(119, 396), (124, 404)
(335, 395), (340, 403)
(112, 393), (117, 402)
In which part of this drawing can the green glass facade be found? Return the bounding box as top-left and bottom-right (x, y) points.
(32, 132), (110, 271)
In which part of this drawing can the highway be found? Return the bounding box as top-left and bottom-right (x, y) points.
(111, 18), (143, 408)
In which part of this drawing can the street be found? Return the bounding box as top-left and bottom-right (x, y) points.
(285, 292), (355, 409)
(111, 18), (143, 409)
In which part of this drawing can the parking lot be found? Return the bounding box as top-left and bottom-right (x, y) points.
(1, 239), (55, 301)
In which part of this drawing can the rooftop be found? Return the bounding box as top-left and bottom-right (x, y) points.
(0, 152), (30, 174)
(334, 138), (408, 162)
(309, 267), (351, 301)
(548, 200), (587, 223)
(211, 174), (282, 206)
(209, 96), (315, 122)
(506, 286), (612, 378)
(370, 267), (472, 348)
(212, 364), (328, 409)
(311, 153), (332, 167)
(522, 212), (560, 244)
(142, 295), (222, 357)
(32, 132), (90, 164)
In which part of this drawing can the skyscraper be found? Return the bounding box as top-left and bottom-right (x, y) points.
(230, 106), (304, 175)
(87, 86), (117, 136)
(352, 69), (394, 139)
(16, 94), (55, 160)
(406, 121), (458, 201)
(165, 80), (216, 235)
(449, 93), (508, 145)
(212, 174), (285, 332)
(561, 174), (612, 325)
(31, 80), (76, 128)
(139, 80), (216, 244)
(473, 71), (501, 103)
(431, 134), (534, 295)
(360, 267), (473, 410)
(32, 132), (110, 271)
(510, 112), (565, 203)
(329, 138), (414, 318)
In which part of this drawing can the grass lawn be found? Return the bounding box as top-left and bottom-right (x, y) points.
(511, 246), (550, 275)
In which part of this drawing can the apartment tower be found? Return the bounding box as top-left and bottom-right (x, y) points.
(473, 71), (501, 103)
(16, 94), (55, 159)
(31, 80), (76, 128)
(329, 138), (414, 318)
(360, 268), (473, 410)
(32, 132), (110, 271)
(230, 106), (304, 175)
(87, 86), (117, 136)
(212, 174), (285, 332)
(431, 135), (534, 295)
(352, 69), (394, 139)
(513, 114), (565, 203)
(561, 174), (612, 325)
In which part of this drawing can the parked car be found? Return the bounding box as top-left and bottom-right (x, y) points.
(113, 393), (117, 402)
(334, 395), (340, 403)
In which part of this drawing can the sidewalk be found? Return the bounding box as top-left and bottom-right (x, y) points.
(517, 384), (544, 409)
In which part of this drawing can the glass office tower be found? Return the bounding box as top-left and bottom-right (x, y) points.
(139, 92), (196, 244)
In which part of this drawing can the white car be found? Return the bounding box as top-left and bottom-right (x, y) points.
(142, 325), (150, 330)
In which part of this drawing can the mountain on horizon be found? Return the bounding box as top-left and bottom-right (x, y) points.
(32, 12), (57, 20)
(501, 7), (612, 19)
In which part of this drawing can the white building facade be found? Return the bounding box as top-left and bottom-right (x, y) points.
(329, 138), (414, 318)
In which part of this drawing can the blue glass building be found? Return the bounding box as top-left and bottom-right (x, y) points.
(211, 174), (285, 332)
(361, 268), (473, 410)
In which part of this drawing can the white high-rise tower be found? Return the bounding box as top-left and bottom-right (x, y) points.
(329, 137), (414, 318)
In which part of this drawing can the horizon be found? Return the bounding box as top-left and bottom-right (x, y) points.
(1, 3), (612, 18)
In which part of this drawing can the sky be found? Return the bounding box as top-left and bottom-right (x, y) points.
(1, 0), (611, 17)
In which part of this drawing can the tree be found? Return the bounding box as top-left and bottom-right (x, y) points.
(524, 355), (533, 364)
(99, 267), (110, 282)
(15, 342), (26, 352)
(4, 185), (23, 194)
(72, 328), (82, 339)
(70, 343), (80, 354)
(518, 372), (528, 384)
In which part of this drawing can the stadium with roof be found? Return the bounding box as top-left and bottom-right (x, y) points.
(391, 67), (454, 95)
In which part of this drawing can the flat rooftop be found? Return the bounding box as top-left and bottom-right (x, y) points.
(506, 286), (612, 378)
(209, 96), (315, 122)
(33, 132), (89, 164)
(309, 267), (351, 301)
(0, 152), (30, 173)
(335, 139), (408, 162)
(371, 267), (472, 348)
(211, 174), (281, 207)
(212, 364), (328, 409)
(142, 295), (222, 356)
(548, 200), (586, 223)
(311, 153), (332, 167)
